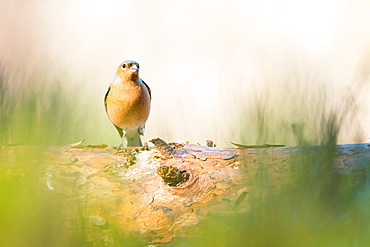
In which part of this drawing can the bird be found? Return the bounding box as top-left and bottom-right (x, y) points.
(104, 60), (151, 148)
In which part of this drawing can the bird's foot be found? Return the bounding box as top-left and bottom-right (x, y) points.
(142, 142), (149, 151)
(115, 145), (123, 150)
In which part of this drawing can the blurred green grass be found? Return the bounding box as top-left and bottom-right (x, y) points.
(176, 145), (370, 247)
(0, 147), (79, 247)
(0, 62), (117, 146)
(0, 145), (147, 247)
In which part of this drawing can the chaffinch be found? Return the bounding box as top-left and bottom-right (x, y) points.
(104, 60), (151, 148)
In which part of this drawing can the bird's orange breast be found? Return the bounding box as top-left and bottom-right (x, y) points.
(106, 80), (151, 130)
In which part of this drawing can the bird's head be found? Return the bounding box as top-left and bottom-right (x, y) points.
(116, 60), (140, 81)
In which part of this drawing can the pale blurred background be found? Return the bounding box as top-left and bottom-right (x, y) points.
(1, 0), (370, 147)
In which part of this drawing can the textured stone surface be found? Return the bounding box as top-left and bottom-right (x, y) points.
(1, 142), (369, 244)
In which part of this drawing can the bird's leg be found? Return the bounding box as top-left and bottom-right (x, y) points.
(116, 133), (126, 150)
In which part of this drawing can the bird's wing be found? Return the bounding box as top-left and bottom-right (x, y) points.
(138, 79), (150, 136)
(114, 125), (124, 137)
(104, 85), (110, 112)
(141, 79), (151, 99)
(138, 125), (145, 135)
(104, 85), (124, 137)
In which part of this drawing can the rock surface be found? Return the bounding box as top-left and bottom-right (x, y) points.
(1, 141), (369, 244)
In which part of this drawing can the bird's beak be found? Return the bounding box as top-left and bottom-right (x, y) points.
(130, 64), (139, 72)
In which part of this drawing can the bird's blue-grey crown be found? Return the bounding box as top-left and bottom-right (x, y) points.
(123, 60), (139, 65)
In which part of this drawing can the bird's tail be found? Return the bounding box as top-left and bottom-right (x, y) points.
(125, 129), (142, 147)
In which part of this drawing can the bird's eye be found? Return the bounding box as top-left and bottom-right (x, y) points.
(122, 64), (126, 69)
